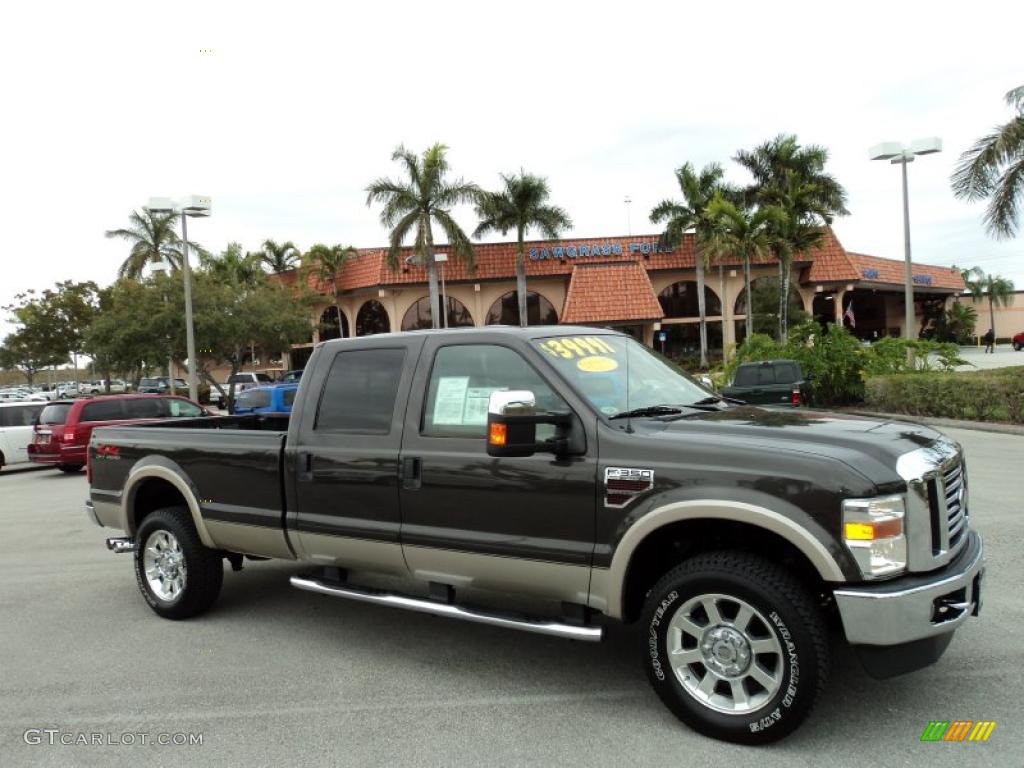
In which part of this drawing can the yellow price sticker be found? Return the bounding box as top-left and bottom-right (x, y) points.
(540, 336), (615, 359)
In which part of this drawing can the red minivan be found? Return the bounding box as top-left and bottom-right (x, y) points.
(29, 394), (207, 472)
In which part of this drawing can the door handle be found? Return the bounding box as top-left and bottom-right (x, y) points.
(402, 456), (422, 490)
(298, 451), (313, 482)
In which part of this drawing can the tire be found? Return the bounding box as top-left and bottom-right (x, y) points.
(57, 464), (83, 473)
(1014, 342), (1021, 351)
(640, 551), (829, 745)
(133, 506), (223, 619)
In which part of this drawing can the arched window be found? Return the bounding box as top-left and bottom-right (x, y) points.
(658, 281), (721, 318)
(485, 291), (558, 326)
(401, 296), (474, 331)
(733, 277), (804, 316)
(356, 300), (391, 336)
(319, 306), (349, 340)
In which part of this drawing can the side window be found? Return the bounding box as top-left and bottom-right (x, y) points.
(423, 344), (566, 438)
(168, 399), (203, 417)
(0, 408), (14, 427)
(23, 405), (43, 426)
(125, 398), (166, 419)
(81, 400), (125, 422)
(315, 348), (406, 433)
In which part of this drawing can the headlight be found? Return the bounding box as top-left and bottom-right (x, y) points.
(842, 494), (907, 579)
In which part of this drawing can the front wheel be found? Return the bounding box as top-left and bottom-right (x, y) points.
(641, 551), (829, 745)
(134, 506), (223, 619)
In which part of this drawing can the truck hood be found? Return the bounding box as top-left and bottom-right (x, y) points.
(647, 406), (953, 488)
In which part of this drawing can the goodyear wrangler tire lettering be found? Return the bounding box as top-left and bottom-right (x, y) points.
(639, 551), (829, 745)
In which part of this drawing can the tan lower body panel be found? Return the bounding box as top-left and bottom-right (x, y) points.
(294, 532), (408, 575)
(205, 519), (295, 560)
(93, 499), (122, 529)
(403, 545), (591, 605)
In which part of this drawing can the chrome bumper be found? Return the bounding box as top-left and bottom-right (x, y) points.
(834, 530), (984, 646)
(84, 499), (103, 528)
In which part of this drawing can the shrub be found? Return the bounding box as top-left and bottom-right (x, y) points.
(865, 369), (1024, 424)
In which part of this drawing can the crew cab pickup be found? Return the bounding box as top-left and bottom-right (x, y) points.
(86, 327), (984, 745)
(721, 359), (809, 406)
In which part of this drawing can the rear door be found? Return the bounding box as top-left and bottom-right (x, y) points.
(289, 337), (424, 573)
(0, 404), (44, 466)
(397, 335), (598, 604)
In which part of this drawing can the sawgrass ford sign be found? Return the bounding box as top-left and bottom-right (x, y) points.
(529, 241), (675, 261)
(862, 267), (933, 286)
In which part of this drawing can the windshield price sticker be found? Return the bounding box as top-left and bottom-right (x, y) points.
(540, 337), (616, 360)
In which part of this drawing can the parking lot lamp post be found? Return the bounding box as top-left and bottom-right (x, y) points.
(148, 258), (176, 395)
(435, 253), (449, 328)
(868, 139), (942, 341)
(145, 196), (211, 403)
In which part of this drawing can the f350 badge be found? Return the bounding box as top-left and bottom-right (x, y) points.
(604, 467), (654, 508)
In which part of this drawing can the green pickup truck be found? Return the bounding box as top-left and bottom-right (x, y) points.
(721, 360), (809, 406)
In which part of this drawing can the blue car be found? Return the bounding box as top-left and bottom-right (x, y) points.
(232, 383), (299, 415)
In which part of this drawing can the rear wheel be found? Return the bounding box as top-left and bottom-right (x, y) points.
(134, 506), (223, 619)
(1014, 341), (1021, 351)
(640, 551), (829, 745)
(57, 464), (83, 473)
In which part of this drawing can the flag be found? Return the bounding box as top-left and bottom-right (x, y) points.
(844, 302), (855, 328)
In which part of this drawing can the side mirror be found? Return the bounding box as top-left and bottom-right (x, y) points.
(486, 390), (571, 458)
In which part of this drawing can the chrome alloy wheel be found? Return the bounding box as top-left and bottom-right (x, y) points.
(142, 530), (187, 601)
(667, 593), (784, 714)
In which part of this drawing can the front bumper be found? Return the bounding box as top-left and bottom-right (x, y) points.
(834, 530), (983, 666)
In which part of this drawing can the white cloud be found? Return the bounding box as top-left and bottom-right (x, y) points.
(2, 0), (1022, 340)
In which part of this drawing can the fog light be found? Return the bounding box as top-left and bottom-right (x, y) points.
(843, 494), (907, 578)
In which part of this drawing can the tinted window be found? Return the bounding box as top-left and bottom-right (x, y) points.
(167, 399), (203, 417)
(0, 405), (42, 427)
(139, 378), (158, 387)
(315, 349), (406, 433)
(733, 365), (758, 386)
(81, 400), (126, 422)
(774, 363), (799, 384)
(124, 398), (166, 419)
(40, 403), (73, 424)
(255, 373), (273, 382)
(238, 390), (272, 408)
(424, 345), (565, 438)
(228, 374), (251, 384)
(283, 389), (297, 406)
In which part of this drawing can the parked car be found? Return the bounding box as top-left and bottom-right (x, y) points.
(87, 327), (983, 744)
(29, 394), (207, 473)
(0, 401), (46, 471)
(212, 371), (274, 409)
(720, 359), (810, 406)
(281, 369), (304, 383)
(1013, 331), (1023, 351)
(233, 383), (299, 415)
(137, 377), (188, 394)
(79, 379), (128, 394)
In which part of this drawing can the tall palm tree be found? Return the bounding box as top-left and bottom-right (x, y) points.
(105, 209), (204, 279)
(966, 268), (1015, 339)
(366, 143), (481, 329)
(473, 171), (572, 327)
(952, 85), (1024, 238)
(734, 135), (848, 342)
(650, 162), (725, 368)
(703, 194), (784, 342)
(259, 239), (302, 273)
(202, 242), (264, 287)
(303, 243), (358, 337)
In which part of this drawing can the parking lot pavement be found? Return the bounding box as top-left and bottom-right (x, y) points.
(1, 426), (1021, 768)
(955, 345), (1023, 370)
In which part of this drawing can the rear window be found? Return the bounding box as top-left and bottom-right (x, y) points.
(0, 404), (43, 427)
(39, 403), (73, 425)
(255, 373), (273, 382)
(228, 374), (252, 384)
(81, 399), (126, 422)
(733, 362), (799, 386)
(733, 365), (759, 387)
(238, 390), (272, 409)
(139, 378), (158, 387)
(316, 349), (406, 433)
(774, 363), (799, 384)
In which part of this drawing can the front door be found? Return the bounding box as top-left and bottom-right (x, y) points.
(290, 337), (423, 574)
(398, 335), (598, 605)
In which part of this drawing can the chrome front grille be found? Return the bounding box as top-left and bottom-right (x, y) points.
(942, 460), (968, 550)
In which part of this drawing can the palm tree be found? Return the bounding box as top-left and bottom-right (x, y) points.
(366, 143), (481, 329)
(966, 268), (1015, 340)
(105, 209), (204, 279)
(202, 243), (264, 287)
(650, 162), (725, 368)
(703, 194), (784, 342)
(734, 135), (848, 342)
(952, 85), (1024, 238)
(303, 243), (358, 337)
(258, 239), (302, 273)
(473, 171), (572, 327)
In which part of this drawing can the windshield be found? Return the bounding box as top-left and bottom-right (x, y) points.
(534, 334), (711, 417)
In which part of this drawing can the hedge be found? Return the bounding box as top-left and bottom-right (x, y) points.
(865, 368), (1024, 424)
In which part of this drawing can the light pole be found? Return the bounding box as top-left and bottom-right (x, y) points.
(434, 252), (449, 328)
(868, 139), (941, 341)
(148, 258), (176, 395)
(145, 195), (211, 403)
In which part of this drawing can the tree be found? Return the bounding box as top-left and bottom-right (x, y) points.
(703, 194), (784, 342)
(474, 171), (572, 327)
(734, 134), (848, 343)
(0, 319), (66, 386)
(952, 85), (1024, 238)
(366, 143), (481, 329)
(650, 162), (725, 368)
(202, 242), (265, 288)
(105, 209), (206, 279)
(303, 244), (358, 338)
(966, 268), (1015, 338)
(258, 239), (303, 273)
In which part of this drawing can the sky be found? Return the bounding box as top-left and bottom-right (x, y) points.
(1, 0), (1022, 341)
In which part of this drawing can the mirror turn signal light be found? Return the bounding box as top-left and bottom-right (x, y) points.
(488, 422), (507, 447)
(844, 519), (903, 541)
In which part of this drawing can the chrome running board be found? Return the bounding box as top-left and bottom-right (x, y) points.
(289, 574), (604, 642)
